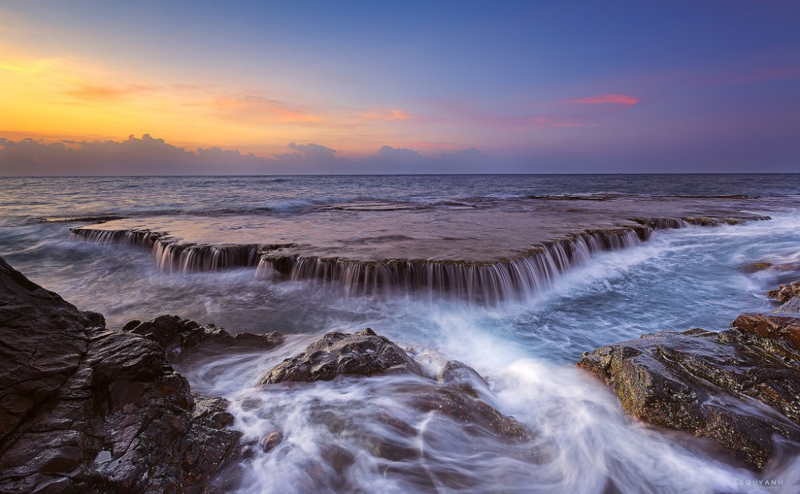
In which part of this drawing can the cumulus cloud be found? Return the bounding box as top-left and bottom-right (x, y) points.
(285, 142), (337, 160)
(375, 146), (422, 162)
(0, 135), (487, 175)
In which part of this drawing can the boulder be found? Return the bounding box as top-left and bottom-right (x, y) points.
(122, 314), (283, 361)
(259, 330), (529, 441)
(438, 359), (490, 398)
(578, 314), (800, 470)
(403, 382), (530, 441)
(259, 328), (422, 384)
(0, 257), (241, 493)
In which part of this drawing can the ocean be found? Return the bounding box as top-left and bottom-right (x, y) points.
(2, 174), (800, 492)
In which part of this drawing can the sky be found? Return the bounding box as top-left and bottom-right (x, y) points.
(0, 0), (799, 174)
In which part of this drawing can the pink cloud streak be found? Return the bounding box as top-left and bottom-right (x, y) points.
(570, 93), (640, 105)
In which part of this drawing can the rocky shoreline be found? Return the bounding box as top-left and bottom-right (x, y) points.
(0, 257), (528, 493)
(578, 261), (800, 471)
(0, 257), (249, 493)
(2, 251), (800, 491)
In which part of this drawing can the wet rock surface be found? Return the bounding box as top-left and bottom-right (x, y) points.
(578, 314), (800, 470)
(122, 314), (284, 361)
(259, 328), (423, 384)
(73, 209), (772, 306)
(259, 330), (529, 441)
(769, 281), (800, 311)
(0, 257), (242, 493)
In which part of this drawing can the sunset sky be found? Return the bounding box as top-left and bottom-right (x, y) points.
(1, 1), (799, 174)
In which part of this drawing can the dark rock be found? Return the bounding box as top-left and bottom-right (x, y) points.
(683, 216), (751, 226)
(193, 395), (237, 429)
(184, 396), (242, 489)
(405, 383), (530, 441)
(259, 328), (422, 384)
(578, 314), (800, 470)
(0, 257), (96, 445)
(260, 330), (530, 441)
(0, 257), (241, 493)
(438, 359), (490, 398)
(123, 314), (283, 361)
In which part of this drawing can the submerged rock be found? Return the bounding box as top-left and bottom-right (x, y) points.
(260, 329), (529, 441)
(259, 328), (422, 384)
(578, 314), (800, 470)
(741, 260), (800, 274)
(740, 261), (774, 273)
(122, 314), (284, 361)
(403, 381), (530, 441)
(778, 297), (800, 313)
(259, 431), (283, 452)
(0, 257), (241, 493)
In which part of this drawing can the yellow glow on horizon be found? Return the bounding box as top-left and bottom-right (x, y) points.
(0, 47), (419, 156)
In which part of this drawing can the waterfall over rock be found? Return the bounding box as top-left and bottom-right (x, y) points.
(71, 215), (756, 303)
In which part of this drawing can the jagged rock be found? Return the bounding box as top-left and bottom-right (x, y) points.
(184, 396), (242, 488)
(122, 314), (283, 360)
(0, 258), (95, 445)
(766, 280), (800, 314)
(732, 313), (800, 353)
(769, 281), (800, 304)
(0, 257), (241, 493)
(578, 314), (800, 470)
(259, 328), (423, 384)
(193, 395), (236, 429)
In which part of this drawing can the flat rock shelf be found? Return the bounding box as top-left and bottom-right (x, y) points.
(71, 195), (772, 303)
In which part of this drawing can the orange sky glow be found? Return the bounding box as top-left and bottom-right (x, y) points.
(0, 46), (427, 157)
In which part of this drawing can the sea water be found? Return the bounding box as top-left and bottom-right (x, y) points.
(1, 174), (799, 492)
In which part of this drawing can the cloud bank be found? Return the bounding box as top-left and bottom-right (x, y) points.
(2, 123), (798, 175)
(0, 135), (487, 175)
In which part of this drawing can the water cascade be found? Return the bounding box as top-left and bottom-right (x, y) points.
(72, 216), (752, 303)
